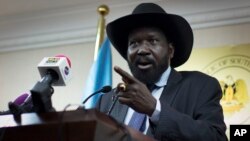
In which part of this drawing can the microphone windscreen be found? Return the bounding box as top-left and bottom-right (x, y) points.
(13, 93), (29, 105)
(102, 86), (112, 93)
(55, 54), (71, 68)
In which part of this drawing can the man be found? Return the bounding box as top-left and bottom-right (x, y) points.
(96, 3), (228, 141)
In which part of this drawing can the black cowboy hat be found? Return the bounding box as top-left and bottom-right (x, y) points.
(106, 3), (193, 68)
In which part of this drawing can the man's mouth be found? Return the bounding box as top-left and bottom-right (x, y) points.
(137, 62), (153, 70)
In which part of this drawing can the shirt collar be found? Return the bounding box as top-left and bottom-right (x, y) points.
(155, 66), (171, 87)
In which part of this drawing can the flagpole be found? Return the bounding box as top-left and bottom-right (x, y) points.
(94, 5), (109, 61)
(83, 5), (112, 108)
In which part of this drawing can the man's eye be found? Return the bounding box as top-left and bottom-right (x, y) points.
(129, 41), (137, 46)
(149, 39), (158, 44)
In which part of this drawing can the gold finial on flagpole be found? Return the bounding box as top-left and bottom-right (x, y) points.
(94, 5), (109, 61)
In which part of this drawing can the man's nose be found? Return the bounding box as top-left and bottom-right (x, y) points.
(137, 43), (150, 56)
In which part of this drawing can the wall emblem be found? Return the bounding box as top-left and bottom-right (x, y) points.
(203, 55), (250, 115)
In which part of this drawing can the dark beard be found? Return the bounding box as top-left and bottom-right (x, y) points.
(128, 57), (169, 85)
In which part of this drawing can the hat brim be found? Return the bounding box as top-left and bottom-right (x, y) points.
(106, 13), (193, 68)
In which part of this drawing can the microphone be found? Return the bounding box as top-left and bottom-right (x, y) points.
(82, 86), (112, 105)
(13, 93), (30, 105)
(37, 55), (72, 86)
(31, 55), (72, 113)
(0, 92), (35, 116)
(5, 92), (32, 116)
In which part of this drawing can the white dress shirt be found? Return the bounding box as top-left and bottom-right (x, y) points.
(124, 67), (171, 134)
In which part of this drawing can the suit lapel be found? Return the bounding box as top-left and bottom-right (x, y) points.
(110, 100), (129, 123)
(160, 69), (182, 105)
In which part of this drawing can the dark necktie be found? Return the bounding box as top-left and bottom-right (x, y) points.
(127, 85), (156, 132)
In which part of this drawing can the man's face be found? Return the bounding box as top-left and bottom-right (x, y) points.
(127, 27), (174, 85)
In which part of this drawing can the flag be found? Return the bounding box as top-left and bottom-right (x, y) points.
(82, 38), (112, 108)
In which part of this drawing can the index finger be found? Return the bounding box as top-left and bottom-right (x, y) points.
(114, 66), (137, 83)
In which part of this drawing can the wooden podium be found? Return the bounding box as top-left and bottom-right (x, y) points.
(0, 109), (155, 141)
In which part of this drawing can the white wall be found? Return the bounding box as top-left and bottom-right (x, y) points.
(193, 23), (250, 48)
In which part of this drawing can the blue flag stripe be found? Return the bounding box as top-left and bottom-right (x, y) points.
(83, 38), (112, 108)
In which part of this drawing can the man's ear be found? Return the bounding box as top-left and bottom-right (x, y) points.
(168, 43), (175, 59)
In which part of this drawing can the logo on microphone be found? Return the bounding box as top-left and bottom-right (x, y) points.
(64, 66), (69, 75)
(46, 57), (59, 64)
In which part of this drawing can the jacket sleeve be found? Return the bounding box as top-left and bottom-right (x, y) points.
(152, 74), (228, 141)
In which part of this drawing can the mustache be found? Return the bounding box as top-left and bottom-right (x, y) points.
(134, 56), (154, 65)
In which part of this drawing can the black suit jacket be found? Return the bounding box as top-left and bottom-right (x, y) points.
(96, 69), (228, 141)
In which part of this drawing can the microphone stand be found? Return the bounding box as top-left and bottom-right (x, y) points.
(82, 90), (102, 105)
(107, 95), (119, 115)
(82, 86), (112, 108)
